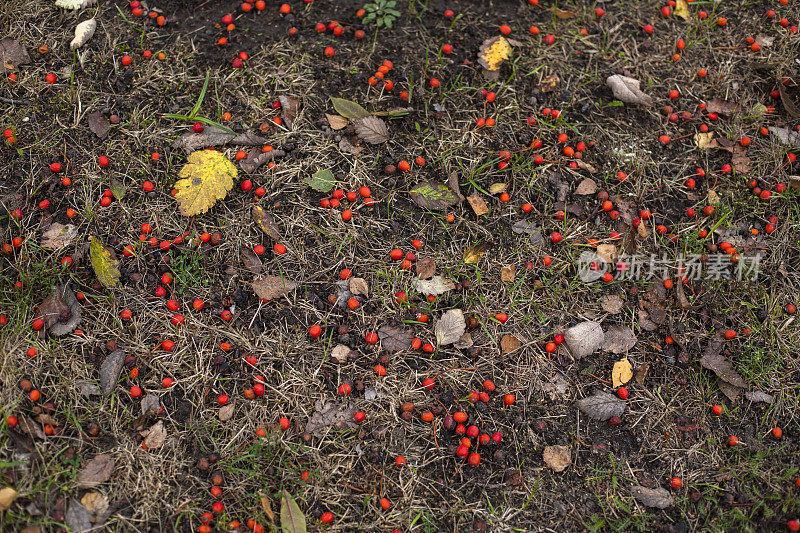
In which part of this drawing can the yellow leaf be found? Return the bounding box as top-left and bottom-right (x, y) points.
(478, 36), (512, 72)
(612, 358), (633, 388)
(0, 487), (18, 511)
(694, 132), (713, 149)
(463, 241), (493, 264)
(174, 150), (236, 216)
(674, 0), (690, 21)
(90, 236), (120, 289)
(488, 182), (507, 194)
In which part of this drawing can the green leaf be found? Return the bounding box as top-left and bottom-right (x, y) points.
(109, 179), (126, 200)
(330, 97), (371, 120)
(304, 169), (335, 192)
(409, 182), (461, 210)
(90, 236), (121, 288)
(280, 490), (306, 533)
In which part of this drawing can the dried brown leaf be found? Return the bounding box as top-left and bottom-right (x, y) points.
(500, 334), (521, 354)
(631, 486), (674, 509)
(551, 7), (576, 19)
(65, 499), (91, 533)
(575, 160), (598, 174)
(100, 350), (125, 395)
(330, 344), (351, 364)
(325, 113), (348, 130)
(140, 420), (167, 450)
(377, 323), (413, 352)
(500, 264), (515, 282)
(354, 116), (389, 144)
(240, 148), (286, 173)
(219, 403), (235, 421)
(744, 390), (773, 404)
(576, 390), (626, 421)
(700, 339), (746, 389)
(306, 400), (357, 435)
(413, 275), (455, 295)
(706, 98), (742, 116)
(602, 326), (637, 354)
(87, 111), (110, 139)
(251, 206), (281, 240)
(600, 294), (624, 314)
(415, 257), (436, 279)
(0, 38), (30, 71)
(435, 309), (465, 346)
(241, 246), (263, 274)
(467, 193), (490, 216)
(279, 95), (300, 128)
(77, 454), (114, 488)
(349, 277), (368, 297)
(542, 445), (571, 472)
(80, 491), (109, 522)
(564, 321), (604, 359)
(253, 276), (298, 301)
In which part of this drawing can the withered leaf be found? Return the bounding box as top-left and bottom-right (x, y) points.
(606, 75), (653, 105)
(330, 344), (351, 364)
(500, 334), (521, 354)
(415, 257), (436, 279)
(575, 178), (597, 195)
(500, 264), (515, 282)
(564, 321), (604, 359)
(542, 445), (571, 472)
(0, 487), (17, 512)
(409, 182), (461, 210)
(551, 7), (576, 19)
(240, 246), (263, 274)
(596, 244), (617, 264)
(768, 126), (800, 147)
(338, 138), (363, 155)
(349, 277), (368, 297)
(576, 390), (626, 421)
(140, 420), (167, 450)
(325, 113), (348, 130)
(0, 38), (30, 72)
(602, 326), (637, 354)
(600, 294), (624, 314)
(251, 206), (281, 240)
(279, 95), (301, 128)
(611, 357), (633, 388)
(65, 499), (92, 533)
(536, 372), (569, 400)
(377, 323), (413, 352)
(706, 98), (742, 116)
(172, 126), (268, 153)
(699, 339), (746, 389)
(467, 193), (490, 216)
(80, 491), (109, 522)
(540, 73), (560, 92)
(100, 350), (125, 395)
(413, 275), (455, 295)
(19, 415), (45, 439)
(744, 390), (773, 404)
(354, 115), (389, 144)
(240, 147), (286, 173)
(87, 111), (110, 139)
(575, 160), (598, 174)
(77, 454), (115, 488)
(463, 241), (493, 264)
(306, 400), (357, 435)
(36, 284), (81, 336)
(732, 146), (751, 174)
(631, 486), (674, 509)
(253, 276), (298, 301)
(454, 331), (474, 349)
(635, 363), (650, 386)
(141, 394), (160, 417)
(219, 403), (235, 421)
(435, 309), (465, 346)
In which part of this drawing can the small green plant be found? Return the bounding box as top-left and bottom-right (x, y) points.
(362, 0), (401, 29)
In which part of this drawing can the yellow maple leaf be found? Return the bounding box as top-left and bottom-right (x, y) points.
(478, 36), (512, 72)
(612, 358), (633, 388)
(674, 0), (690, 20)
(174, 150), (236, 216)
(90, 236), (120, 288)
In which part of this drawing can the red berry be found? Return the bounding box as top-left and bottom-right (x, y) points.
(670, 477), (682, 489)
(617, 387), (629, 400)
(309, 324), (322, 338)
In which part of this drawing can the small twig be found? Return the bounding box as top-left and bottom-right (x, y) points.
(0, 96), (31, 105)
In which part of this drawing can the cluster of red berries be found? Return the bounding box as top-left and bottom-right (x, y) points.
(3, 128), (16, 144)
(128, 1), (167, 26)
(318, 186), (374, 221)
(367, 59), (397, 93)
(7, 379), (57, 437)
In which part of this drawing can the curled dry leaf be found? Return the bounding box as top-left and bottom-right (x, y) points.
(575, 178), (597, 195)
(140, 420), (167, 450)
(100, 350), (125, 395)
(346, 277), (368, 298)
(602, 326), (637, 354)
(575, 159), (598, 174)
(467, 193), (490, 216)
(252, 276), (298, 301)
(630, 486), (674, 509)
(500, 264), (515, 282)
(377, 323), (413, 352)
(577, 390), (626, 421)
(252, 205), (281, 240)
(463, 241), (493, 264)
(330, 344), (351, 364)
(706, 98), (742, 116)
(606, 75), (653, 105)
(354, 115), (389, 144)
(542, 445), (571, 472)
(240, 147), (286, 173)
(415, 257), (436, 279)
(435, 309), (466, 346)
(413, 275), (455, 295)
(172, 126), (267, 153)
(325, 113), (348, 130)
(70, 18), (96, 49)
(87, 111), (110, 139)
(611, 357), (633, 388)
(564, 321), (604, 359)
(77, 454), (115, 488)
(500, 334), (521, 354)
(279, 95), (300, 128)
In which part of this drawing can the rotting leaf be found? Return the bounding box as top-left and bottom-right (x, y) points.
(542, 445), (571, 472)
(413, 275), (455, 295)
(540, 73), (560, 92)
(330, 97), (371, 120)
(87, 111), (110, 139)
(174, 150), (236, 216)
(65, 499), (92, 533)
(338, 138), (363, 155)
(576, 390), (626, 421)
(241, 246), (263, 274)
(600, 294), (624, 314)
(536, 372), (570, 400)
(279, 95), (300, 128)
(415, 257), (436, 279)
(325, 113), (348, 130)
(700, 339), (746, 389)
(744, 390), (774, 404)
(280, 490), (307, 533)
(377, 323), (413, 352)
(478, 36), (512, 73)
(631, 486), (674, 509)
(500, 334), (521, 354)
(707, 98), (742, 116)
(77, 454), (114, 489)
(141, 394), (160, 417)
(305, 169), (336, 193)
(768, 126), (800, 147)
(305, 400), (357, 435)
(354, 116), (389, 144)
(435, 309), (466, 346)
(0, 38), (30, 72)
(99, 350), (125, 395)
(454, 331), (473, 349)
(778, 82), (800, 119)
(252, 276), (298, 301)
(674, 0), (690, 20)
(732, 146), (751, 174)
(603, 326), (637, 354)
(463, 241), (493, 264)
(467, 193), (490, 216)
(349, 277), (368, 297)
(409, 182), (461, 210)
(251, 206), (281, 240)
(90, 236), (120, 288)
(606, 75), (653, 105)
(36, 284), (81, 337)
(172, 127), (267, 153)
(611, 358), (633, 388)
(140, 420), (167, 450)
